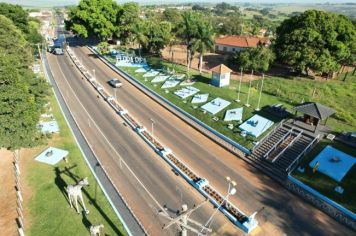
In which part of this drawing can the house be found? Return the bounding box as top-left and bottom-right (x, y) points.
(215, 35), (270, 53)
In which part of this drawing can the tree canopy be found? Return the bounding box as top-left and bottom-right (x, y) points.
(275, 10), (356, 76)
(0, 14), (49, 149)
(67, 0), (118, 40)
(230, 45), (275, 73)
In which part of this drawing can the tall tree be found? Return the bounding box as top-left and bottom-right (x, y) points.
(275, 10), (356, 77)
(178, 11), (198, 73)
(231, 45), (275, 73)
(0, 3), (29, 34)
(0, 15), (49, 149)
(144, 21), (172, 55)
(117, 2), (140, 44)
(132, 20), (148, 57)
(67, 0), (118, 40)
(192, 19), (215, 74)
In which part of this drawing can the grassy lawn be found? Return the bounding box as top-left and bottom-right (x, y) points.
(105, 54), (355, 150)
(292, 140), (356, 213)
(26, 92), (128, 236)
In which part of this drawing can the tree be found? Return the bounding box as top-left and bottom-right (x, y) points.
(0, 3), (29, 34)
(117, 2), (140, 44)
(67, 0), (118, 40)
(231, 45), (275, 73)
(275, 10), (356, 77)
(97, 41), (110, 55)
(144, 21), (172, 55)
(0, 15), (49, 149)
(216, 15), (243, 35)
(192, 19), (215, 74)
(132, 20), (148, 56)
(178, 11), (198, 73)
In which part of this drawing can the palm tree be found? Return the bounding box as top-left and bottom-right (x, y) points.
(178, 11), (198, 74)
(131, 20), (148, 57)
(192, 19), (215, 74)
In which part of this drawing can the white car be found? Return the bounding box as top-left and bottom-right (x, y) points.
(108, 78), (122, 88)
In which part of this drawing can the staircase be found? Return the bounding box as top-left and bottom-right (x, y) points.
(247, 124), (316, 181)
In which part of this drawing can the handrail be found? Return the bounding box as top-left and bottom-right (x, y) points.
(286, 134), (320, 173)
(263, 128), (293, 159)
(271, 131), (303, 163)
(252, 120), (285, 152)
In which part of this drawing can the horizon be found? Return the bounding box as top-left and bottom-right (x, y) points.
(1, 0), (356, 7)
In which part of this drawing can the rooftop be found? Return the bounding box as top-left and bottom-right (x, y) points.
(215, 35), (270, 48)
(294, 102), (336, 120)
(210, 64), (232, 74)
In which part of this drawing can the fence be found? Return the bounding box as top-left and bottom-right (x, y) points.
(13, 150), (25, 236)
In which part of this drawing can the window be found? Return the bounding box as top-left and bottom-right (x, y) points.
(223, 47), (227, 51)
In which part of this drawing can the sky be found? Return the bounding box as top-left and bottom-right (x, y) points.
(2, 0), (356, 7)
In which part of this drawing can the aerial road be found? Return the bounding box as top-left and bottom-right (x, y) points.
(48, 16), (353, 235)
(67, 41), (354, 236)
(46, 44), (239, 235)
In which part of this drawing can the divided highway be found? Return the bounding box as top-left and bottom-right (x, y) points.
(64, 41), (353, 236)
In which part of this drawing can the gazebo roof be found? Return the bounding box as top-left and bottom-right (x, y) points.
(294, 102), (336, 120)
(210, 64), (232, 74)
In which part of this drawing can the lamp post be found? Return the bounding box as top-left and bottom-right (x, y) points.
(150, 118), (155, 139)
(245, 70), (253, 107)
(202, 176), (237, 232)
(255, 73), (264, 111)
(236, 68), (243, 102)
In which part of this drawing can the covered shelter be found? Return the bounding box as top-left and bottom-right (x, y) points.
(294, 102), (336, 132)
(210, 64), (232, 87)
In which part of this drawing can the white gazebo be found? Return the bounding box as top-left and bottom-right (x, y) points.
(210, 64), (232, 87)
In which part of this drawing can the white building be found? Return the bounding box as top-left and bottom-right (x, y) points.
(210, 64), (233, 87)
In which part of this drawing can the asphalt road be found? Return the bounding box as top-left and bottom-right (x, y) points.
(47, 49), (239, 235)
(63, 42), (355, 236)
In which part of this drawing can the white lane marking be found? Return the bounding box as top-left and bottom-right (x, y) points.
(53, 56), (168, 215)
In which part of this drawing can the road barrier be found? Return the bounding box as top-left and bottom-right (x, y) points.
(66, 46), (258, 234)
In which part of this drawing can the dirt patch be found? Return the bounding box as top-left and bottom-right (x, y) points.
(0, 149), (17, 235)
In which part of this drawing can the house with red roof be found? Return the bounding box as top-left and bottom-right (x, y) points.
(215, 35), (270, 53)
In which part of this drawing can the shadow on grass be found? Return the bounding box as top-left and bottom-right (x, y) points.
(55, 166), (124, 236)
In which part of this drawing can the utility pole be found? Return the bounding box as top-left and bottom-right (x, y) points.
(159, 199), (211, 236)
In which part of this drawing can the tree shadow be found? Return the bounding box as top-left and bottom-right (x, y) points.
(54, 166), (71, 204)
(81, 211), (92, 232)
(62, 166), (124, 236)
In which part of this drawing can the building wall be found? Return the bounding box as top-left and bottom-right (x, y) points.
(211, 72), (230, 87)
(215, 44), (246, 53)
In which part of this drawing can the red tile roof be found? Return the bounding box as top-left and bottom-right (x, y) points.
(210, 64), (232, 74)
(215, 35), (269, 48)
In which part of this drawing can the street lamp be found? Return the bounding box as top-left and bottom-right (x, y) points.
(202, 176), (237, 232)
(150, 118), (155, 139)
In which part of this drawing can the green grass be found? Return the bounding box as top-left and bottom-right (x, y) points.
(26, 92), (128, 236)
(292, 140), (356, 213)
(107, 54), (356, 149)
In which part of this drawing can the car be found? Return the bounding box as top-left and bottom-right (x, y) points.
(108, 78), (122, 88)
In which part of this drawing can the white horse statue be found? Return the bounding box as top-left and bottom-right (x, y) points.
(66, 177), (90, 214)
(90, 224), (104, 236)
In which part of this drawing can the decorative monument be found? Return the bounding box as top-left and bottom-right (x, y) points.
(90, 224), (104, 236)
(66, 177), (90, 214)
(210, 64), (232, 87)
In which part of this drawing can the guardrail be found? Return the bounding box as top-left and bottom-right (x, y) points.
(67, 46), (258, 234)
(251, 120), (285, 152)
(286, 134), (320, 174)
(88, 46), (251, 158)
